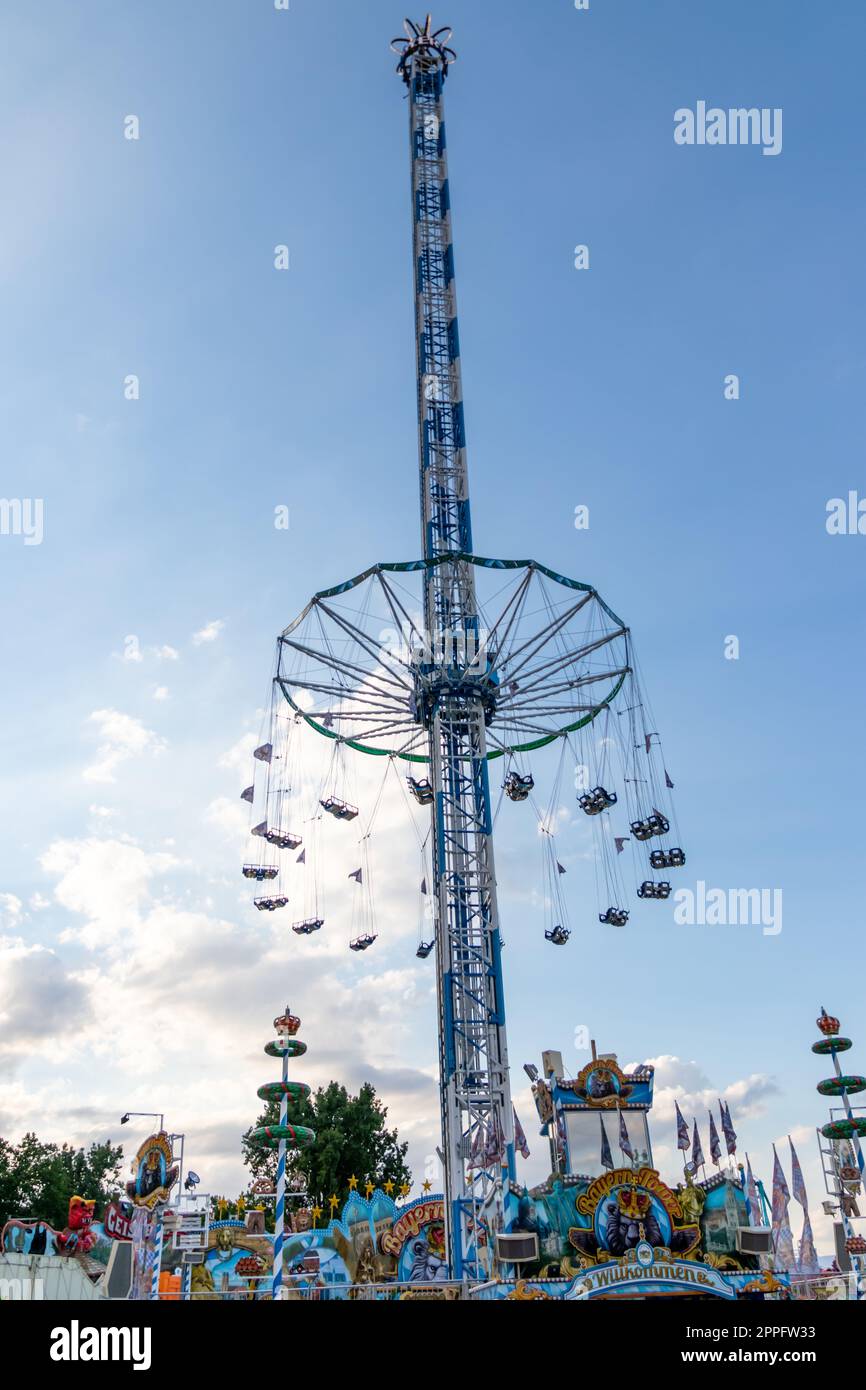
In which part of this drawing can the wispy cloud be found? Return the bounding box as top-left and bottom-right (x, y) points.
(192, 620), (225, 646)
(83, 708), (167, 784)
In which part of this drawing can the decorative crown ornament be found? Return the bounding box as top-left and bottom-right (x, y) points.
(817, 1007), (840, 1036)
(616, 1185), (651, 1220)
(274, 1009), (301, 1036)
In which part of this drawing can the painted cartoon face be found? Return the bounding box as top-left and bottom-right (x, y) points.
(68, 1197), (96, 1232)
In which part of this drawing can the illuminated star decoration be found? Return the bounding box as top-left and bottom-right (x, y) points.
(365, 1180), (375, 1199)
(311, 1205), (323, 1227)
(399, 1182), (411, 1198)
(383, 1180), (395, 1195)
(348, 1174), (359, 1190)
(422, 1180), (432, 1193)
(328, 1194), (339, 1215)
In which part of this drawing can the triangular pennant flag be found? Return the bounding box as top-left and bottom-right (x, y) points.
(513, 1106), (529, 1160)
(772, 1145), (791, 1208)
(600, 1117), (614, 1171)
(645, 732), (655, 754)
(420, 877), (427, 895)
(720, 1099), (737, 1156)
(556, 861), (566, 875)
(251, 821), (268, 837)
(348, 868), (363, 884)
(674, 1100), (690, 1151)
(296, 848), (306, 864)
(771, 1146), (796, 1272)
(469, 1122), (485, 1164)
(619, 1109), (633, 1160)
(745, 1154), (762, 1226)
(692, 1119), (705, 1170)
(664, 769), (674, 790)
(708, 1111), (722, 1166)
(253, 743), (273, 764)
(614, 837), (629, 854)
(770, 1145), (796, 1271)
(798, 1209), (820, 1277)
(240, 786), (254, 804)
(483, 1113), (505, 1164)
(788, 1137), (808, 1211)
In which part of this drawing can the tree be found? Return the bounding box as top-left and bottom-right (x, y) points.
(242, 1081), (411, 1207)
(0, 1132), (124, 1229)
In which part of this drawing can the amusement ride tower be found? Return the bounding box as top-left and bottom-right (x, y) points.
(389, 16), (515, 1277)
(266, 15), (671, 1280)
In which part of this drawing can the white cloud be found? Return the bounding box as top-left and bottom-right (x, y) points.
(204, 796), (248, 843)
(192, 620), (225, 646)
(0, 894), (23, 929)
(83, 708), (166, 783)
(153, 686), (169, 701)
(40, 836), (181, 951)
(0, 939), (90, 1061)
(217, 732), (259, 776)
(155, 645), (179, 661)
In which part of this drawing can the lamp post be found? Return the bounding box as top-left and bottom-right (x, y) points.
(120, 1109), (185, 1300)
(120, 1110), (165, 1130)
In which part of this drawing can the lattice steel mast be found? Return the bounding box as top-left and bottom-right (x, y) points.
(270, 16), (655, 1285)
(391, 16), (515, 1278)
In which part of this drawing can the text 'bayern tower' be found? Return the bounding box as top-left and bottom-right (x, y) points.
(391, 15), (516, 1278)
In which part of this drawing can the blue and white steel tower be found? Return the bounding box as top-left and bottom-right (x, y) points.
(272, 16), (636, 1284)
(391, 16), (515, 1278)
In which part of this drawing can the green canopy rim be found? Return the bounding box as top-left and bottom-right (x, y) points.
(278, 553), (628, 637)
(275, 555), (630, 761)
(276, 669), (629, 764)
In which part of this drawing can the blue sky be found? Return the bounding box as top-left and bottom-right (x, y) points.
(1, 0), (864, 1251)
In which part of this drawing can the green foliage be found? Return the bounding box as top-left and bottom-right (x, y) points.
(0, 1132), (124, 1230)
(241, 1081), (411, 1206)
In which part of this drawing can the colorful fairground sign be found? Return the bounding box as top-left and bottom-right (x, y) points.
(102, 1201), (133, 1242)
(560, 1166), (740, 1299)
(571, 1166), (702, 1261)
(381, 1198), (447, 1281)
(579, 1245), (736, 1300)
(126, 1131), (179, 1209)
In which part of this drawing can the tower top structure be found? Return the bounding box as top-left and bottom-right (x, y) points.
(391, 15), (456, 84)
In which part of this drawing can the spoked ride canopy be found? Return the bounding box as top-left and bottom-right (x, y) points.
(275, 555), (631, 765)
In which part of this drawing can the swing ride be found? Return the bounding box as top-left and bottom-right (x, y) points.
(239, 15), (686, 1279)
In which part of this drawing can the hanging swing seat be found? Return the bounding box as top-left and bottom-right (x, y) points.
(320, 796), (359, 821)
(637, 880), (671, 900)
(416, 939), (435, 958)
(292, 917), (324, 936)
(545, 925), (571, 946)
(349, 932), (377, 952)
(579, 785), (617, 815)
(265, 830), (303, 850)
(504, 771), (534, 801)
(650, 847), (685, 869)
(242, 864), (279, 882)
(630, 812), (670, 841)
(407, 776), (435, 805)
(253, 895), (289, 912)
(599, 907), (629, 927)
